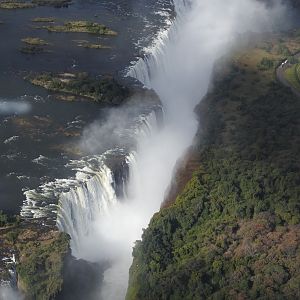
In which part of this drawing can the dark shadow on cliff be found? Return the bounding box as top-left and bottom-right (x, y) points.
(56, 256), (108, 300)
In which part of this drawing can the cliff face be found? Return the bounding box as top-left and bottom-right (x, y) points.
(126, 31), (300, 299)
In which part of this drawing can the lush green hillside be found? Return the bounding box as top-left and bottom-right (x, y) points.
(0, 221), (70, 300)
(17, 230), (70, 300)
(126, 32), (300, 300)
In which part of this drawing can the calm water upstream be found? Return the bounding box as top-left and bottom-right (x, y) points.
(0, 0), (173, 214)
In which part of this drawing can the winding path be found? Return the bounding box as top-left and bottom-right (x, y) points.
(276, 52), (300, 97)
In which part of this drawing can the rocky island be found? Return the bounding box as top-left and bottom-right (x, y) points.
(38, 20), (117, 36)
(26, 72), (129, 104)
(0, 0), (72, 9)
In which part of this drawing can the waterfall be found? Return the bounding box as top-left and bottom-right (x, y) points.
(20, 105), (160, 245)
(57, 163), (119, 257)
(18, 0), (285, 299)
(55, 107), (159, 261)
(127, 0), (190, 88)
(56, 149), (138, 259)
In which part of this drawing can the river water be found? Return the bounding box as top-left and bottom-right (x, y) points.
(0, 0), (173, 214)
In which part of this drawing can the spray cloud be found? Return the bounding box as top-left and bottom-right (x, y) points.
(0, 100), (31, 115)
(0, 286), (23, 300)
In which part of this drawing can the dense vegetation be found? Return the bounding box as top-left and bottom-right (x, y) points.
(0, 0), (71, 9)
(21, 37), (50, 46)
(257, 57), (274, 70)
(31, 0), (71, 7)
(31, 17), (56, 22)
(285, 62), (300, 90)
(16, 231), (70, 300)
(28, 72), (130, 104)
(0, 210), (20, 227)
(0, 2), (34, 9)
(0, 220), (71, 300)
(20, 37), (51, 55)
(127, 34), (300, 299)
(39, 20), (117, 36)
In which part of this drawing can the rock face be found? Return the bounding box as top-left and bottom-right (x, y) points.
(126, 33), (300, 300)
(56, 257), (105, 300)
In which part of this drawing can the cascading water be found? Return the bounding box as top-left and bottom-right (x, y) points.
(20, 105), (160, 224)
(19, 102), (161, 266)
(55, 107), (160, 261)
(57, 159), (120, 257)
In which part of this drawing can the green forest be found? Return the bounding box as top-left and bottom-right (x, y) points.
(126, 34), (300, 300)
